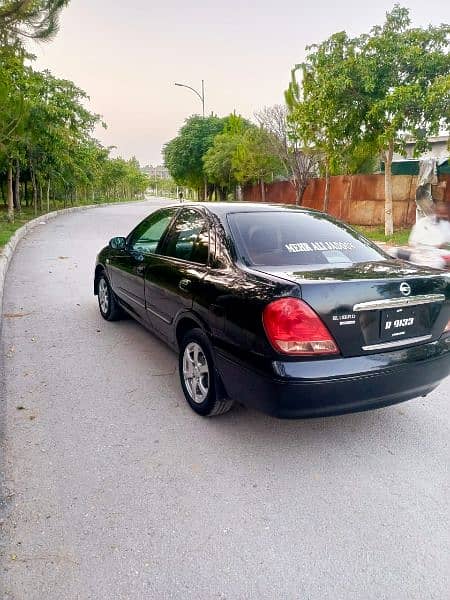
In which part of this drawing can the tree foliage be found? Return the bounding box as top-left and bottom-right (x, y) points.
(0, 51), (149, 221)
(0, 0), (69, 44)
(285, 4), (450, 232)
(163, 115), (225, 193)
(357, 5), (450, 234)
(202, 114), (252, 199)
(0, 0), (149, 223)
(233, 127), (285, 194)
(285, 31), (369, 209)
(165, 113), (285, 201)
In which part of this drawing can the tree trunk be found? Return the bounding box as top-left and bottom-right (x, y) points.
(323, 159), (330, 213)
(260, 179), (266, 203)
(13, 159), (21, 212)
(46, 180), (50, 212)
(32, 181), (38, 215)
(30, 161), (38, 215)
(7, 163), (14, 223)
(384, 140), (394, 237)
(291, 179), (304, 206)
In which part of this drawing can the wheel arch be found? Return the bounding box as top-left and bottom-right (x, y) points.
(94, 264), (106, 295)
(175, 313), (208, 349)
(176, 315), (232, 407)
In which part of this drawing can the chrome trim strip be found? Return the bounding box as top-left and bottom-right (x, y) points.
(362, 335), (432, 351)
(117, 289), (145, 309)
(146, 305), (171, 324)
(353, 294), (445, 312)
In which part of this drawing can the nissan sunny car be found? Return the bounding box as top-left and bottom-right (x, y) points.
(94, 203), (450, 418)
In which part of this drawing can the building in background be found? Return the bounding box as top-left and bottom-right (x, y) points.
(141, 164), (170, 179)
(394, 135), (449, 161)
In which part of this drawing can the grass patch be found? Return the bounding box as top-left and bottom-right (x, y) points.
(355, 225), (411, 246)
(0, 209), (37, 250)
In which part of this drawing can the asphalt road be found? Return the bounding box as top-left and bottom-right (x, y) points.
(1, 199), (449, 600)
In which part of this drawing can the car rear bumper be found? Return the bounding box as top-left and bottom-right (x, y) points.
(214, 337), (450, 418)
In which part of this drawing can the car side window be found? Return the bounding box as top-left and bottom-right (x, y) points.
(128, 209), (174, 255)
(162, 209), (209, 264)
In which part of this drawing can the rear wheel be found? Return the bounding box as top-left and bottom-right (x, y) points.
(97, 273), (123, 321)
(179, 328), (234, 417)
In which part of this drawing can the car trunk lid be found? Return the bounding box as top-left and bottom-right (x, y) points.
(253, 260), (449, 357)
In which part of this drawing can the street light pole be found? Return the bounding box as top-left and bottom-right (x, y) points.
(174, 80), (205, 117)
(174, 79), (207, 200)
(201, 79), (205, 118)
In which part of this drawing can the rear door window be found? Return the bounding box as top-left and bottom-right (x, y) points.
(227, 211), (385, 267)
(161, 208), (209, 264)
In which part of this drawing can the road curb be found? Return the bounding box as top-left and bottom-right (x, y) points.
(0, 201), (141, 317)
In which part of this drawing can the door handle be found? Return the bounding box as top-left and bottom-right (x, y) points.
(178, 278), (191, 291)
(136, 264), (145, 275)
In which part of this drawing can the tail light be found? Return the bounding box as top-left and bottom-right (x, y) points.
(263, 297), (339, 355)
(444, 319), (450, 333)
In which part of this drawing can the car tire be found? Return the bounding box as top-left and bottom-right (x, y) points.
(179, 328), (234, 417)
(97, 272), (123, 321)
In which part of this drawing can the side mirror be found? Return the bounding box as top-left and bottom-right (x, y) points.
(109, 236), (126, 250)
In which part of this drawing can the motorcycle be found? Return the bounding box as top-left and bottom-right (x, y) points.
(389, 212), (450, 271)
(393, 245), (450, 271)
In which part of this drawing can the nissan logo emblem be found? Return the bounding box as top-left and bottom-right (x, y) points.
(400, 282), (411, 296)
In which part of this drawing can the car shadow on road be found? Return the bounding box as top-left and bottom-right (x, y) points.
(91, 302), (441, 459)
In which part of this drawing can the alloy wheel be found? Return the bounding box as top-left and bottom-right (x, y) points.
(98, 278), (109, 314)
(182, 341), (210, 403)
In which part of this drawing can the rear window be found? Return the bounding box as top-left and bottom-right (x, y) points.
(227, 211), (385, 267)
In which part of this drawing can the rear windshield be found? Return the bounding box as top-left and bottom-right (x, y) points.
(227, 211), (385, 267)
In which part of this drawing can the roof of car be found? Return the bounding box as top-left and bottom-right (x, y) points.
(166, 202), (320, 216)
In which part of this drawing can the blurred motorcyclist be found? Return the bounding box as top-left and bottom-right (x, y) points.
(409, 201), (450, 249)
(405, 201), (450, 270)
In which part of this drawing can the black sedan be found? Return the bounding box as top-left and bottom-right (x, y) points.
(94, 203), (450, 418)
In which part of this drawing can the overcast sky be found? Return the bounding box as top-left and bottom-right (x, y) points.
(31, 0), (449, 166)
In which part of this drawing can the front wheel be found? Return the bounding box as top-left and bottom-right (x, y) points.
(97, 273), (123, 321)
(179, 329), (234, 417)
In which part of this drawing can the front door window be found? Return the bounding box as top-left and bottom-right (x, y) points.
(128, 209), (175, 255)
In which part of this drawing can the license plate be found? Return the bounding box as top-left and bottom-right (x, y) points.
(380, 306), (429, 342)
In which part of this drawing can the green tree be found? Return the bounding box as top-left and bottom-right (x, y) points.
(356, 5), (450, 235)
(233, 127), (286, 201)
(202, 113), (252, 200)
(285, 5), (450, 233)
(0, 56), (149, 217)
(0, 0), (69, 45)
(0, 0), (71, 220)
(19, 68), (101, 212)
(285, 31), (365, 210)
(0, 46), (28, 220)
(163, 115), (224, 198)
